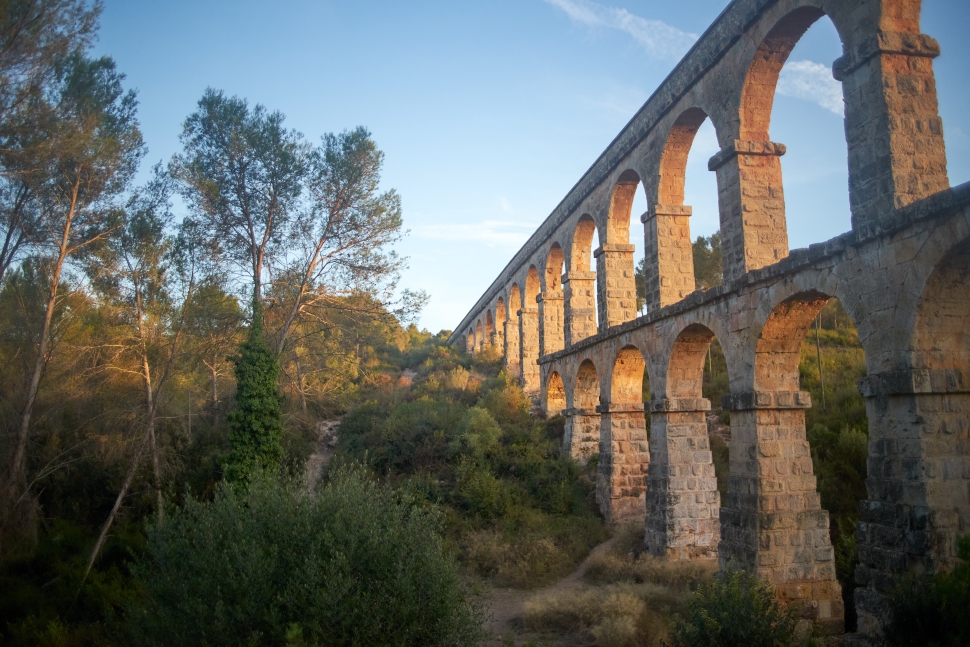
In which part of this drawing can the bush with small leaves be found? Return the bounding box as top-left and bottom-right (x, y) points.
(671, 570), (797, 647)
(127, 467), (486, 647)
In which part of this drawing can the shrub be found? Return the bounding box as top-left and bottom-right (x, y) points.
(671, 570), (797, 647)
(884, 535), (970, 647)
(522, 583), (677, 647)
(127, 468), (486, 646)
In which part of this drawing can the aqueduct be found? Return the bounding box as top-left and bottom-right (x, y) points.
(449, 0), (968, 642)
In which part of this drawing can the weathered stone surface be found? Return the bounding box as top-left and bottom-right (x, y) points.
(449, 2), (967, 643)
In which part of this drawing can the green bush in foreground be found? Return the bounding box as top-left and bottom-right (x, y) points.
(672, 570), (797, 647)
(127, 468), (486, 647)
(885, 535), (970, 647)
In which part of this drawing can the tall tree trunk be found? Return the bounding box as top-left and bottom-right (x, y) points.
(5, 188), (77, 512)
(84, 410), (154, 579)
(296, 353), (307, 413)
(209, 359), (219, 411)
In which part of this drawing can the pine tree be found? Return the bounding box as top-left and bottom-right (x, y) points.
(224, 300), (283, 481)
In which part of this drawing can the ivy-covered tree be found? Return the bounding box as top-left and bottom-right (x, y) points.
(223, 301), (283, 481)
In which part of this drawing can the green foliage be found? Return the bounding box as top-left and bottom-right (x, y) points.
(884, 536), (970, 647)
(0, 518), (143, 646)
(337, 335), (607, 587)
(672, 570), (797, 647)
(127, 468), (486, 647)
(634, 232), (721, 314)
(224, 303), (284, 481)
(692, 232), (722, 289)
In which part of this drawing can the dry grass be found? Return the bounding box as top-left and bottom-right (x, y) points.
(519, 524), (716, 647)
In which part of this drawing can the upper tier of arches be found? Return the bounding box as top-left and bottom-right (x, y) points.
(451, 0), (950, 356)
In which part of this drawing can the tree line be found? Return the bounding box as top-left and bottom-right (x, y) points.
(0, 0), (423, 559)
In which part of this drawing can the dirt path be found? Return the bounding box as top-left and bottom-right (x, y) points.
(305, 418), (341, 491)
(484, 536), (617, 645)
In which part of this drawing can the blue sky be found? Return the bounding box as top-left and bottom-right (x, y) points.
(95, 0), (970, 333)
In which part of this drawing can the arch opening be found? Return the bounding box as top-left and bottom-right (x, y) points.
(569, 214), (601, 336)
(611, 345), (647, 405)
(607, 169), (640, 245)
(546, 371), (566, 417)
(741, 7), (851, 248)
(496, 297), (507, 323)
(599, 171), (641, 330)
(525, 266), (540, 307)
(575, 359), (600, 410)
(544, 244), (564, 292)
(485, 310), (494, 344)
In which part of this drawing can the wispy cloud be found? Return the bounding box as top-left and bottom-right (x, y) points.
(542, 0), (696, 61)
(412, 220), (538, 248)
(543, 0), (843, 115)
(776, 60), (843, 115)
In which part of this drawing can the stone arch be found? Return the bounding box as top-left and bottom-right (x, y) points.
(564, 215), (600, 345)
(599, 344), (649, 524)
(722, 287), (843, 631)
(496, 297), (507, 322)
(853, 233), (970, 633)
(666, 323), (720, 399)
(546, 371), (566, 417)
(544, 243), (564, 291)
(485, 309), (494, 344)
(575, 359), (600, 409)
(564, 358), (601, 464)
(525, 266), (540, 306)
(645, 322), (722, 561)
(570, 214), (597, 272)
(739, 6), (831, 141)
(504, 284), (522, 379)
(539, 245), (566, 356)
(519, 266), (542, 395)
(754, 290), (830, 391)
(610, 345), (646, 405)
(659, 107), (711, 207)
(475, 319), (483, 349)
(911, 236), (970, 372)
(599, 172), (640, 330)
(607, 169), (641, 244)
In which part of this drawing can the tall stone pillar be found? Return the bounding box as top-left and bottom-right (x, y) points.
(641, 205), (696, 313)
(537, 290), (564, 357)
(563, 407), (599, 465)
(594, 243), (637, 332)
(834, 32), (949, 238)
(710, 141), (789, 283)
(719, 390), (843, 636)
(563, 271), (597, 346)
(503, 319), (520, 380)
(595, 402), (649, 524)
(518, 307), (540, 397)
(644, 397), (720, 561)
(852, 371), (970, 643)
